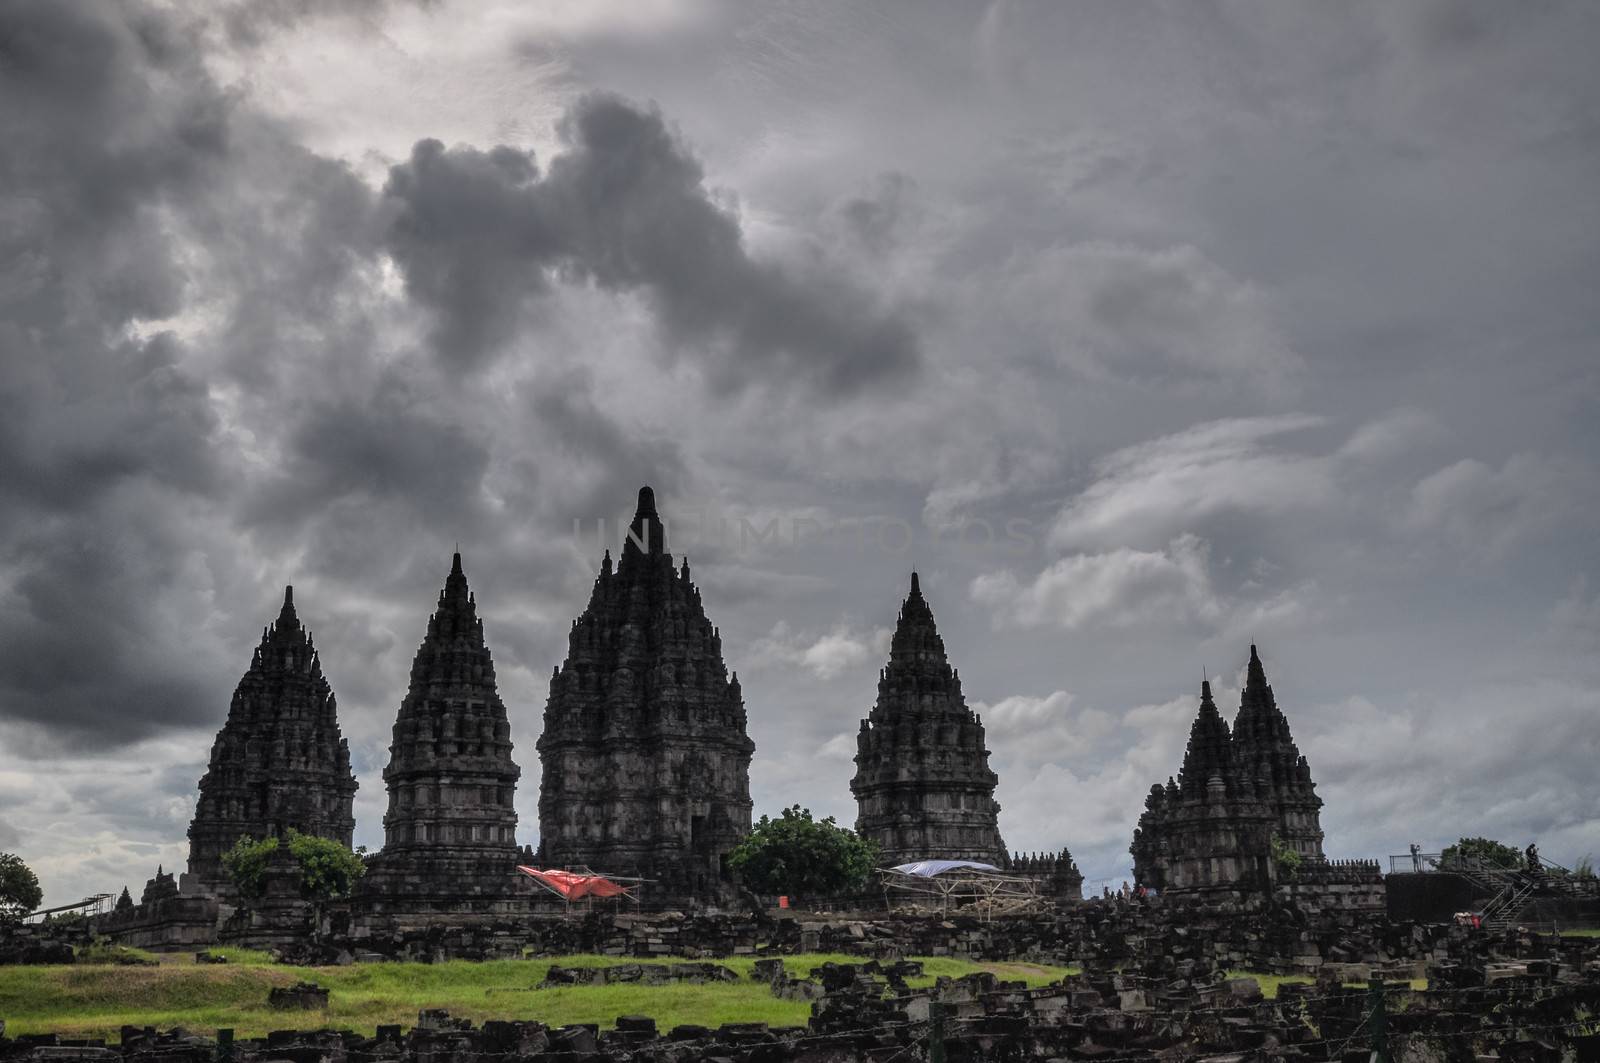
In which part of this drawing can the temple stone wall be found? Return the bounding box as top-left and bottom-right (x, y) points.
(1003, 850), (1085, 905)
(96, 869), (220, 951)
(537, 488), (754, 906)
(851, 574), (1008, 868)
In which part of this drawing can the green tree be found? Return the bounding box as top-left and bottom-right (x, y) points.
(221, 832), (365, 900)
(0, 852), (44, 922)
(728, 805), (879, 897)
(1441, 837), (1524, 870)
(221, 835), (280, 898)
(1270, 834), (1303, 881)
(285, 830), (365, 899)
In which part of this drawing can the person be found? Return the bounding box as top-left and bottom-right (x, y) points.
(1526, 843), (1542, 875)
(1410, 843), (1422, 872)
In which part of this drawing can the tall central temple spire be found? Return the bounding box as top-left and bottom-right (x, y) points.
(850, 573), (1007, 867)
(182, 586), (357, 901)
(361, 552), (525, 918)
(537, 486), (754, 904)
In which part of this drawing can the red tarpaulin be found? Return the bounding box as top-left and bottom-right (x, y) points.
(516, 866), (630, 899)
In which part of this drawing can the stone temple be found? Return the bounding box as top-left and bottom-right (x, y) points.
(851, 573), (1008, 868)
(1131, 645), (1325, 895)
(1232, 644), (1324, 860)
(359, 553), (527, 921)
(182, 587), (357, 901)
(537, 487), (755, 904)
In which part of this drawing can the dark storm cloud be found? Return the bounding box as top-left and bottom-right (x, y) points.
(382, 94), (922, 393)
(246, 388), (493, 529)
(0, 0), (237, 745)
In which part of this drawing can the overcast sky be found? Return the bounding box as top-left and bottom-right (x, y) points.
(3, 0), (1597, 904)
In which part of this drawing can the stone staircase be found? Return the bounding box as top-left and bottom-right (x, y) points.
(1441, 853), (1591, 929)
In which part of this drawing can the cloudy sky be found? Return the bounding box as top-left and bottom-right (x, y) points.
(3, 0), (1597, 904)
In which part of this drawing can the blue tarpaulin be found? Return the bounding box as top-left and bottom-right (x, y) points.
(890, 860), (1001, 877)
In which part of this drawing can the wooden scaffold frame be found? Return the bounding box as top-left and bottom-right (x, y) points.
(878, 860), (1046, 920)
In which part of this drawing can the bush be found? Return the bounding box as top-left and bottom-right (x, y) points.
(728, 806), (878, 898)
(1270, 835), (1302, 881)
(1441, 837), (1524, 870)
(0, 852), (43, 922)
(221, 831), (365, 900)
(221, 836), (280, 899)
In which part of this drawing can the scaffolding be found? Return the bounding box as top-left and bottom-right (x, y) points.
(879, 860), (1046, 919)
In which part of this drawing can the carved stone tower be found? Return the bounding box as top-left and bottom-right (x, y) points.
(851, 573), (1007, 867)
(182, 587), (357, 901)
(537, 486), (755, 903)
(359, 553), (525, 919)
(1231, 644), (1325, 860)
(1131, 679), (1276, 895)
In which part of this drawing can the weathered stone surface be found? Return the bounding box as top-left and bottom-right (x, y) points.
(1132, 648), (1374, 904)
(1232, 644), (1325, 859)
(1132, 678), (1277, 895)
(536, 487), (754, 905)
(1003, 849), (1085, 905)
(267, 981), (328, 1010)
(358, 553), (526, 921)
(181, 587), (357, 902)
(851, 573), (1007, 867)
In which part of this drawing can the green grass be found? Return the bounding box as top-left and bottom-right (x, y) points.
(1560, 929), (1600, 938)
(0, 952), (1076, 1041)
(1224, 970), (1313, 999)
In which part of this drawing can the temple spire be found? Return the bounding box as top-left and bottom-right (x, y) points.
(1177, 679), (1234, 797)
(440, 550), (470, 604)
(852, 573), (1006, 866)
(1231, 643), (1324, 859)
(539, 484), (752, 905)
(274, 585), (299, 633)
(623, 484), (666, 558)
(184, 585), (356, 900)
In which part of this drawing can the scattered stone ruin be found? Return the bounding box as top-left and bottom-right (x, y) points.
(536, 487), (755, 906)
(358, 553), (528, 924)
(180, 587), (358, 902)
(850, 573), (1010, 868)
(12, 905), (1600, 1061)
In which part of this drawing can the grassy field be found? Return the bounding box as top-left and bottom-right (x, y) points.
(1560, 928), (1600, 938)
(0, 950), (1074, 1041)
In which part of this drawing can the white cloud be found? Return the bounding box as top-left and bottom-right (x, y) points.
(746, 620), (891, 680)
(1048, 414), (1334, 551)
(971, 534), (1222, 630)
